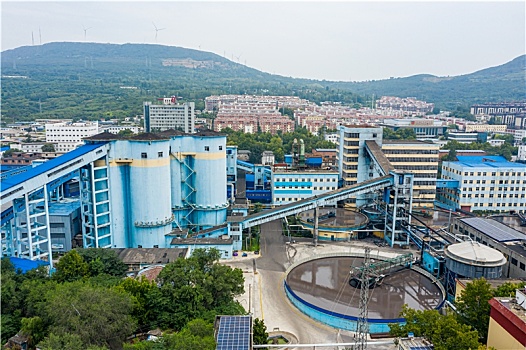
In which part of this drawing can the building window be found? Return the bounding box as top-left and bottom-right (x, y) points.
(511, 258), (518, 266)
(205, 146), (210, 151)
(158, 152), (163, 157)
(219, 146), (223, 150)
(520, 262), (525, 271)
(141, 152), (147, 159)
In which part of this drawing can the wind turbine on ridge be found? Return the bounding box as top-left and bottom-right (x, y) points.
(152, 22), (165, 42)
(82, 25), (92, 41)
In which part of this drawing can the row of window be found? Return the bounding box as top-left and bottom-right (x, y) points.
(462, 179), (526, 185)
(444, 168), (526, 177)
(274, 186), (337, 191)
(462, 187), (525, 192)
(274, 178), (337, 182)
(471, 202), (525, 207)
(388, 157), (438, 163)
(461, 193), (525, 198)
(383, 150), (438, 155)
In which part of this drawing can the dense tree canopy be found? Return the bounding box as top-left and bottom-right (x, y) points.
(156, 248), (245, 330)
(441, 140), (518, 160)
(383, 128), (416, 140)
(1, 248), (246, 349)
(224, 127), (335, 163)
(389, 305), (480, 350)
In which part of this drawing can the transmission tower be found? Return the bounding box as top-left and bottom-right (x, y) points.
(356, 247), (371, 350)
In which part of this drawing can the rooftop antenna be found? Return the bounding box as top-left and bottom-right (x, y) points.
(82, 25), (92, 41)
(152, 22), (165, 42)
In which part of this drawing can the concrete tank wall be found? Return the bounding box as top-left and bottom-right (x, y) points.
(128, 140), (172, 248)
(169, 135), (227, 230)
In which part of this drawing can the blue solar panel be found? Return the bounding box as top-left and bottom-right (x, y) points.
(216, 315), (251, 350)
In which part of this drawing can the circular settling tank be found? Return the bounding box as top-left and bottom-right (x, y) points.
(284, 255), (445, 334)
(297, 208), (369, 240)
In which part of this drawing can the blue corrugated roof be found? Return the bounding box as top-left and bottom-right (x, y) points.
(454, 155), (526, 169)
(48, 200), (81, 215)
(1, 146), (10, 152)
(1, 142), (107, 192)
(9, 257), (49, 273)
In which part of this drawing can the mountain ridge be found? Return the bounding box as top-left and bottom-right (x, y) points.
(1, 42), (524, 121)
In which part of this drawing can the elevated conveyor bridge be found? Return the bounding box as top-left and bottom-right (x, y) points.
(1, 142), (112, 266)
(230, 175), (394, 230)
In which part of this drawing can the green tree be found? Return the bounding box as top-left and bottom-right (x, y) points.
(253, 318), (269, 345)
(2, 148), (22, 158)
(124, 319), (216, 350)
(117, 276), (161, 329)
(494, 281), (526, 297)
(455, 278), (493, 343)
(41, 143), (56, 152)
(20, 316), (46, 348)
(38, 333), (109, 350)
(53, 250), (89, 282)
(38, 281), (136, 348)
(156, 248), (244, 329)
(118, 128), (135, 137)
(389, 305), (479, 350)
(75, 248), (128, 277)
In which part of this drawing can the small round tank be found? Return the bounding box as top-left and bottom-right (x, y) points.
(444, 241), (506, 279)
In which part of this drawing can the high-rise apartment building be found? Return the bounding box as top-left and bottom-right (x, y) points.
(144, 97), (195, 133)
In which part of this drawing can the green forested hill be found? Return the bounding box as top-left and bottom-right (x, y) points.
(1, 42), (524, 122)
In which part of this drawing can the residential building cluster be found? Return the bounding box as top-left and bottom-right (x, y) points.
(211, 95), (296, 134)
(471, 102), (526, 129)
(204, 94), (313, 112)
(375, 96), (435, 116)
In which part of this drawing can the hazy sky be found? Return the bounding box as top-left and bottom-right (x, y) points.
(2, 1), (525, 82)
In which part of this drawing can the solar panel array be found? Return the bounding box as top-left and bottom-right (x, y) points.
(462, 218), (526, 243)
(216, 315), (251, 350)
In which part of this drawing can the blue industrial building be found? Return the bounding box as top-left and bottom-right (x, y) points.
(438, 155), (526, 213)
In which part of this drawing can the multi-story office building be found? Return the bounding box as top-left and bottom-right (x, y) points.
(272, 170), (339, 205)
(381, 118), (447, 139)
(464, 124), (507, 133)
(381, 140), (440, 209)
(45, 121), (99, 152)
(337, 125), (383, 187)
(513, 129), (526, 145)
(518, 145), (526, 161)
(440, 156), (526, 213)
(101, 126), (140, 134)
(447, 132), (486, 144)
(143, 98), (195, 133)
